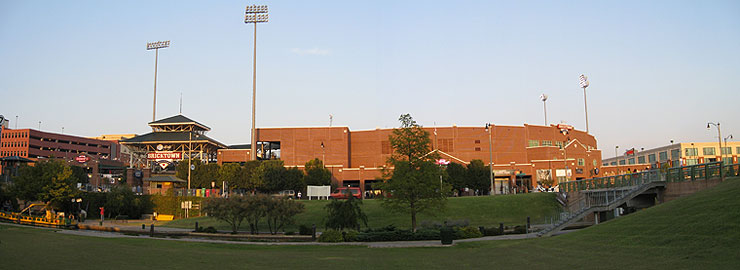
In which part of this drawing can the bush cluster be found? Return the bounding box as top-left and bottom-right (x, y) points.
(195, 226), (218, 233)
(455, 226), (483, 239)
(318, 230), (344, 242)
(298, 224), (313, 235)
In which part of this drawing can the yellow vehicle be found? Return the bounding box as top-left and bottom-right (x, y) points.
(0, 203), (78, 229)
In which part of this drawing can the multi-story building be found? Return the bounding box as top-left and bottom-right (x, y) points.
(218, 124), (602, 194)
(0, 128), (125, 189)
(602, 141), (740, 175)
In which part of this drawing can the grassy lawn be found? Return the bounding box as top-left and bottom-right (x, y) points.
(163, 192), (562, 232)
(2, 177), (738, 269)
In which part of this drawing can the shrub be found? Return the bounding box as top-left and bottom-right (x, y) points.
(512, 225), (527, 234)
(285, 231), (295, 235)
(203, 226), (218, 233)
(355, 229), (440, 242)
(483, 226), (503, 236)
(298, 224), (313, 235)
(318, 230), (344, 242)
(343, 230), (359, 242)
(455, 226), (483, 239)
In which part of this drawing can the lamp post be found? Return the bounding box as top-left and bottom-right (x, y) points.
(15, 116), (18, 129)
(615, 145), (619, 175)
(146, 40), (170, 122)
(485, 123), (494, 195)
(724, 135), (733, 164)
(540, 94), (548, 125)
(245, 5), (268, 161)
(707, 122), (722, 163)
(579, 74), (590, 133)
(320, 141), (325, 166)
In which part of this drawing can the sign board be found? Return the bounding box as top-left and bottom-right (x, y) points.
(181, 201), (192, 209)
(147, 151), (182, 160)
(75, 155), (90, 163)
(307, 185), (331, 200)
(158, 161), (171, 170)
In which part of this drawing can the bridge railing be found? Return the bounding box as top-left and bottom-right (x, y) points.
(665, 162), (739, 182)
(560, 169), (663, 193)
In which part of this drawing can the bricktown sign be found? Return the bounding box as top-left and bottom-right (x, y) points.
(147, 151), (182, 160)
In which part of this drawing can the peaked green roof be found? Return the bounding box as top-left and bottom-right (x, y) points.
(120, 131), (227, 148)
(148, 115), (210, 131)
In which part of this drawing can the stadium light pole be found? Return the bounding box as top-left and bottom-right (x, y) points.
(579, 74), (590, 133)
(485, 123), (494, 195)
(245, 5), (268, 161)
(707, 122), (722, 163)
(146, 40), (170, 122)
(540, 94), (548, 125)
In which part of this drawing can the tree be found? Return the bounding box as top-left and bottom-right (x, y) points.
(259, 160), (288, 193)
(202, 196), (250, 233)
(245, 194), (269, 234)
(324, 193), (368, 230)
(265, 198), (305, 235)
(377, 114), (449, 232)
(304, 158), (332, 186)
(104, 184), (152, 219)
(445, 162), (467, 193)
(466, 160), (491, 195)
(243, 160), (263, 192)
(285, 167), (305, 192)
(12, 160), (82, 212)
(218, 163), (248, 190)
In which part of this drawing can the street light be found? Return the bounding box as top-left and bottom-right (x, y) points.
(245, 5), (268, 161)
(579, 74), (590, 133)
(725, 135), (734, 164)
(146, 40), (170, 122)
(707, 122), (722, 163)
(540, 94), (548, 125)
(485, 123), (494, 195)
(615, 145), (619, 175)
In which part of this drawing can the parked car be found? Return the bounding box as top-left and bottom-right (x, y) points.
(330, 187), (362, 199)
(272, 190), (296, 199)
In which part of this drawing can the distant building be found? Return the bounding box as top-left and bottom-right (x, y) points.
(0, 128), (126, 189)
(601, 142), (740, 175)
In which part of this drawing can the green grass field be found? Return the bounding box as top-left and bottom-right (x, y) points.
(163, 192), (562, 232)
(2, 178), (739, 269)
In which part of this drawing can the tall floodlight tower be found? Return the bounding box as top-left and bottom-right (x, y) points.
(147, 40), (170, 122)
(579, 74), (590, 133)
(245, 4), (268, 161)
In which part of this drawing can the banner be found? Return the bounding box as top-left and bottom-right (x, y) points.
(147, 151), (182, 160)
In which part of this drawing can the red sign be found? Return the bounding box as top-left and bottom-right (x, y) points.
(75, 155), (90, 163)
(147, 151), (182, 160)
(625, 148), (635, 156)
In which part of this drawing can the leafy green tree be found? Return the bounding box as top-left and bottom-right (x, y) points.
(466, 160), (491, 195)
(377, 114), (449, 232)
(265, 198), (305, 235)
(218, 163), (247, 190)
(304, 158), (332, 186)
(389, 113), (435, 165)
(285, 167), (305, 192)
(11, 164), (46, 206)
(202, 196), (250, 233)
(445, 162), (467, 192)
(259, 160), (288, 193)
(245, 194), (269, 234)
(12, 160), (82, 212)
(104, 184), (152, 219)
(243, 160), (263, 192)
(324, 193), (368, 230)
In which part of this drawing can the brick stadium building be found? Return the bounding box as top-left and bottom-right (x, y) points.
(218, 124), (602, 194)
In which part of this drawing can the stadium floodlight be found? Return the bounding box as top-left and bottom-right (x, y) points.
(245, 5), (268, 161)
(147, 40), (171, 122)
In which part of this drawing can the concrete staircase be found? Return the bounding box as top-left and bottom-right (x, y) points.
(537, 181), (665, 237)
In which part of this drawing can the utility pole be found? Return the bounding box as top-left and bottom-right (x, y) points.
(486, 123), (494, 195)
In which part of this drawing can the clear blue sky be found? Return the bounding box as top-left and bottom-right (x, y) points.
(1, 0), (739, 158)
